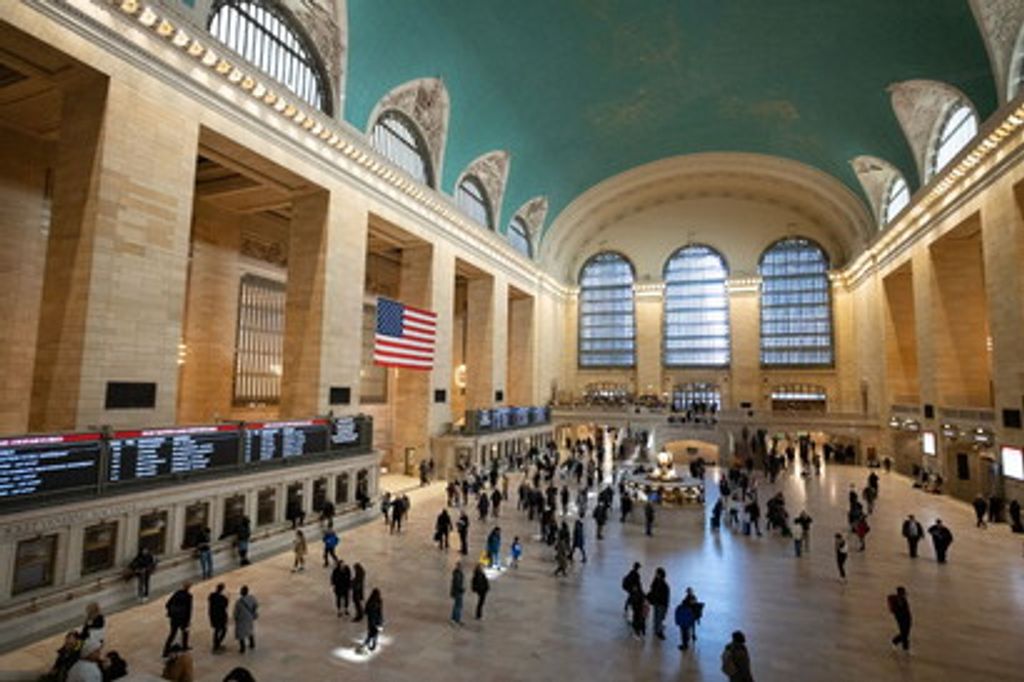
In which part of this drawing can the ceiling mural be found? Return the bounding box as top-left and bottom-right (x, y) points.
(345, 1), (997, 241)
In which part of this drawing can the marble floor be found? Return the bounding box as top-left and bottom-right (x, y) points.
(2, 462), (1023, 681)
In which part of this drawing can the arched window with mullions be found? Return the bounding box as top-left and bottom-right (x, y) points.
(881, 175), (910, 226)
(929, 101), (978, 179)
(208, 0), (331, 114)
(507, 217), (532, 258)
(759, 237), (833, 367)
(370, 111), (434, 187)
(578, 252), (636, 367)
(455, 175), (493, 228)
(663, 245), (730, 367)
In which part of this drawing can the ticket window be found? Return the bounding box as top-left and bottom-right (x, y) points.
(286, 483), (304, 523)
(138, 511), (168, 556)
(312, 477), (328, 513)
(335, 473), (350, 505)
(182, 502), (209, 550)
(13, 535), (58, 595)
(222, 495), (246, 538)
(356, 469), (368, 501)
(257, 488), (277, 526)
(81, 522), (118, 576)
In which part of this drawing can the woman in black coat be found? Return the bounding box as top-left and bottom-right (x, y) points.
(471, 565), (490, 619)
(362, 589), (383, 652)
(351, 563), (366, 621)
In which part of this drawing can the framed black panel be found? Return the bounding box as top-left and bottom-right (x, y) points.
(434, 389), (447, 404)
(329, 386), (351, 406)
(1002, 408), (1022, 429)
(495, 390), (504, 403)
(105, 382), (157, 409)
(923, 404), (934, 419)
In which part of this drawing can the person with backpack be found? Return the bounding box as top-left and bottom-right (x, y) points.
(162, 582), (192, 658)
(887, 586), (912, 652)
(471, 564), (490, 620)
(322, 525), (340, 567)
(674, 587), (702, 651)
(927, 519), (954, 563)
(720, 630), (753, 681)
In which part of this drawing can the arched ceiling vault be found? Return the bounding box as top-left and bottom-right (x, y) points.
(342, 1), (996, 250)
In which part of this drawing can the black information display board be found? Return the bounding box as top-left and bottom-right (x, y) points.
(530, 406), (550, 425)
(108, 426), (241, 482)
(330, 417), (359, 450)
(512, 407), (530, 427)
(243, 420), (329, 463)
(0, 433), (102, 500)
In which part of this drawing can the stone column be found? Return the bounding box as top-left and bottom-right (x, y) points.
(507, 294), (535, 405)
(465, 275), (495, 408)
(30, 76), (197, 431)
(728, 281), (761, 410)
(634, 288), (662, 397)
(492, 274), (509, 403)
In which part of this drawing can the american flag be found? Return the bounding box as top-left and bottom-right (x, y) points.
(374, 298), (437, 370)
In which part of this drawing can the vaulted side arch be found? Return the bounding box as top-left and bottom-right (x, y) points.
(366, 77), (450, 187)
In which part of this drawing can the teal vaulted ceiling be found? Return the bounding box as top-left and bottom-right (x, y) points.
(344, 1), (997, 240)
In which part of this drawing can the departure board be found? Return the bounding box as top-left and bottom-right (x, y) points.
(0, 433), (102, 499)
(107, 425), (240, 482)
(530, 406), (550, 425)
(512, 407), (530, 427)
(330, 416), (360, 450)
(243, 420), (329, 463)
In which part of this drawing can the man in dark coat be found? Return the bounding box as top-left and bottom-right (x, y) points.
(721, 630), (754, 682)
(331, 559), (352, 616)
(593, 503), (608, 540)
(927, 519), (954, 563)
(450, 562), (465, 625)
(901, 514), (924, 558)
(456, 511), (470, 555)
(571, 518), (587, 562)
(647, 567), (670, 640)
(208, 583), (229, 652)
(887, 586), (912, 651)
(163, 582), (193, 657)
(621, 562), (642, 615)
(471, 565), (490, 620)
(972, 494), (988, 528)
(435, 509), (453, 550)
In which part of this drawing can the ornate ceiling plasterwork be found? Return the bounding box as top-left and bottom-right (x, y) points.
(888, 80), (974, 184)
(366, 77), (450, 186)
(850, 156), (905, 226)
(968, 0), (1024, 102)
(456, 150), (510, 228)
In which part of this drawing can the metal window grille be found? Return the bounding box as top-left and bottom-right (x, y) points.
(759, 238), (833, 366)
(507, 217), (532, 258)
(208, 0), (331, 114)
(456, 175), (493, 228)
(578, 252), (635, 367)
(664, 245), (730, 367)
(882, 176), (910, 225)
(233, 273), (286, 405)
(931, 103), (978, 177)
(370, 111), (434, 187)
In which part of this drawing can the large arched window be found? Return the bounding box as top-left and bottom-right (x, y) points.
(208, 0), (331, 114)
(507, 217), (532, 258)
(759, 237), (833, 366)
(455, 175), (492, 228)
(663, 245), (729, 367)
(578, 252), (636, 367)
(881, 175), (910, 226)
(929, 102), (978, 178)
(370, 111), (434, 187)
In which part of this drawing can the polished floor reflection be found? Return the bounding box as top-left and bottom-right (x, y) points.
(2, 463), (1023, 681)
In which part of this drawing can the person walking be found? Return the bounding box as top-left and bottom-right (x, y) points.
(380, 492), (392, 527)
(471, 564), (490, 619)
(972, 495), (988, 528)
(208, 583), (229, 653)
(456, 511), (470, 556)
(351, 563), (366, 621)
(450, 562), (465, 625)
(887, 586), (912, 652)
(129, 547), (156, 601)
(486, 526), (502, 568)
(196, 526), (213, 580)
(291, 530), (307, 572)
(674, 587), (701, 651)
(233, 586), (258, 654)
(720, 631), (754, 682)
(571, 518), (587, 563)
(853, 516), (870, 551)
(361, 589), (383, 653)
(793, 510), (812, 556)
(834, 533), (849, 582)
(553, 534), (570, 577)
(621, 562), (642, 617)
(235, 516), (252, 566)
(901, 515), (924, 558)
(477, 492), (490, 522)
(593, 503), (608, 540)
(644, 500), (656, 537)
(331, 559), (352, 617)
(322, 525), (339, 567)
(927, 519), (954, 563)
(510, 536), (523, 568)
(163, 582), (193, 657)
(647, 567), (670, 640)
(435, 509), (453, 550)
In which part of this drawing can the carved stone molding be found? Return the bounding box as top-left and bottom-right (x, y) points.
(281, 0), (346, 113)
(457, 150), (510, 228)
(888, 80), (973, 184)
(240, 233), (288, 267)
(367, 78), (450, 184)
(850, 155), (905, 225)
(969, 0), (1024, 101)
(513, 196), (549, 244)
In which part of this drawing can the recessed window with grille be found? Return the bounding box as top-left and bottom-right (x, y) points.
(81, 522), (118, 576)
(257, 487), (276, 526)
(759, 238), (833, 367)
(138, 511), (168, 556)
(370, 111), (434, 187)
(507, 217), (532, 258)
(360, 304), (387, 404)
(882, 176), (910, 226)
(13, 535), (57, 595)
(579, 252), (636, 367)
(208, 0), (331, 114)
(930, 102), (978, 179)
(664, 245), (730, 367)
(456, 175), (493, 228)
(672, 383), (721, 411)
(234, 274), (286, 406)
(771, 384), (827, 412)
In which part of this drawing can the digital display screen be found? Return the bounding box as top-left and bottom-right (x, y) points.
(1001, 446), (1024, 481)
(330, 416), (360, 450)
(512, 408), (530, 427)
(108, 425), (240, 482)
(0, 433), (102, 499)
(475, 410), (492, 430)
(530, 406), (549, 425)
(243, 420), (329, 463)
(491, 408), (511, 431)
(922, 431), (937, 456)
